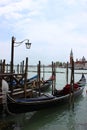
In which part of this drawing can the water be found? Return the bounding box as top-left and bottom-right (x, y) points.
(0, 68), (87, 130)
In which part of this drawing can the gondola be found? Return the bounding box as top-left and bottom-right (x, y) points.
(7, 74), (52, 92)
(33, 80), (52, 92)
(8, 74), (38, 86)
(26, 71), (55, 92)
(0, 74), (86, 114)
(27, 77), (52, 92)
(2, 82), (85, 114)
(77, 73), (86, 87)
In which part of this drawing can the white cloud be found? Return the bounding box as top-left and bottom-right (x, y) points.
(64, 0), (87, 6)
(64, 0), (77, 5)
(0, 41), (11, 63)
(0, 0), (12, 5)
(0, 0), (87, 64)
(0, 0), (47, 19)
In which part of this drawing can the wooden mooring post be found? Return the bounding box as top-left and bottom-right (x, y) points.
(70, 58), (74, 109)
(42, 65), (45, 81)
(52, 61), (54, 95)
(52, 61), (56, 95)
(38, 61), (41, 96)
(24, 57), (28, 98)
(53, 62), (56, 91)
(0, 59), (5, 73)
(66, 62), (68, 84)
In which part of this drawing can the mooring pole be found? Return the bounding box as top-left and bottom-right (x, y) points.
(38, 61), (41, 96)
(66, 62), (68, 84)
(70, 58), (74, 109)
(52, 61), (54, 95)
(54, 63), (56, 91)
(10, 36), (15, 95)
(43, 65), (45, 81)
(24, 57), (28, 98)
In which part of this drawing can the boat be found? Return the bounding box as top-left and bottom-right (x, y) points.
(8, 74), (38, 87)
(1, 79), (85, 114)
(0, 77), (52, 106)
(32, 80), (52, 92)
(27, 75), (38, 83)
(26, 73), (55, 92)
(27, 77), (52, 92)
(77, 73), (86, 87)
(7, 74), (52, 92)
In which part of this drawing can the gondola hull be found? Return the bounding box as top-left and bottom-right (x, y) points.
(5, 86), (84, 114)
(77, 74), (86, 87)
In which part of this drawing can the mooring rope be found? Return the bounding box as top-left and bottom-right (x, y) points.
(2, 91), (16, 116)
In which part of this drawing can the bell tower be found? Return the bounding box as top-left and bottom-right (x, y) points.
(70, 49), (73, 64)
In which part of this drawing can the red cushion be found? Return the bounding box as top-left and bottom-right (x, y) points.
(63, 83), (79, 94)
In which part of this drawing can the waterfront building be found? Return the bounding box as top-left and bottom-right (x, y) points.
(69, 49), (87, 69)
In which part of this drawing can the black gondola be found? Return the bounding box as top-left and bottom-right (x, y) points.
(5, 86), (84, 114)
(77, 73), (86, 87)
(0, 74), (86, 114)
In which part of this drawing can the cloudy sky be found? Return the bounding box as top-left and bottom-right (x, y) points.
(0, 0), (87, 65)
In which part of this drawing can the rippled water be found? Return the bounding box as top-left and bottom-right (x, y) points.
(0, 68), (87, 130)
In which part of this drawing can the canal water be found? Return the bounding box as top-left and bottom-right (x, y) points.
(0, 68), (87, 130)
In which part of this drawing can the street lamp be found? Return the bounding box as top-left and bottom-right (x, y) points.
(10, 36), (31, 74)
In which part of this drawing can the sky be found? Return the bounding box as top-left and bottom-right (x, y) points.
(0, 0), (87, 65)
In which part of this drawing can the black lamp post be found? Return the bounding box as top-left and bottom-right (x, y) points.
(10, 36), (31, 74)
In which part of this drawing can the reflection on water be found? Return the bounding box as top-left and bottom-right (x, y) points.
(0, 112), (36, 130)
(0, 94), (86, 130)
(0, 119), (14, 130)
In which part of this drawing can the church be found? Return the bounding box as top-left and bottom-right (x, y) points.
(69, 49), (87, 70)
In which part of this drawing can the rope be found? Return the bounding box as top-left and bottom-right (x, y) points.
(2, 91), (15, 116)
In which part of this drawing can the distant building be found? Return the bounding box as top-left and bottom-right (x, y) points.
(69, 49), (87, 69)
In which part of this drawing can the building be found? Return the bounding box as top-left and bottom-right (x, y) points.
(69, 49), (87, 70)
